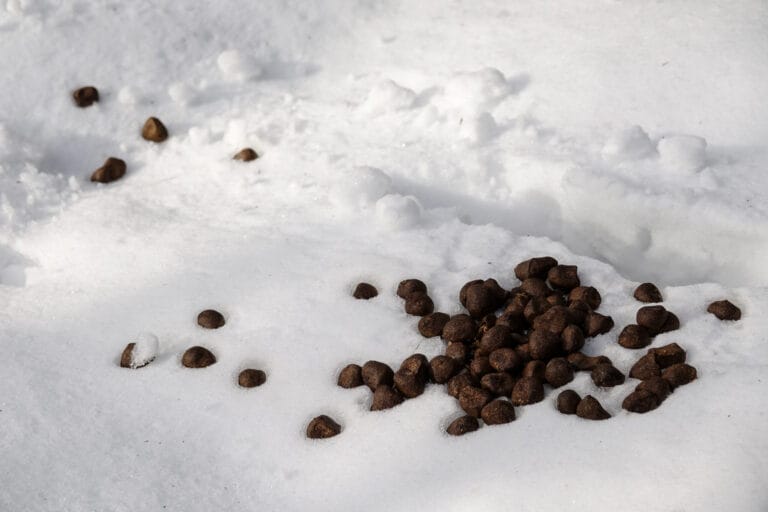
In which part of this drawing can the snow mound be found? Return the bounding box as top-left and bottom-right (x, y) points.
(330, 166), (392, 211)
(128, 332), (158, 368)
(438, 67), (518, 115)
(375, 193), (422, 230)
(359, 79), (416, 115)
(658, 135), (708, 174)
(217, 50), (263, 82)
(602, 125), (657, 162)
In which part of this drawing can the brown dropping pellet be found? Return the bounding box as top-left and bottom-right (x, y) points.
(480, 400), (516, 425)
(489, 348), (522, 373)
(556, 389), (581, 415)
(505, 291), (531, 316)
(511, 376), (544, 406)
(662, 363), (697, 389)
(522, 360), (546, 380)
(397, 278), (427, 299)
(591, 364), (625, 387)
(393, 369), (425, 398)
(514, 256), (558, 280)
(636, 305), (669, 333)
(532, 305), (571, 335)
(306, 415), (342, 439)
(400, 354), (430, 383)
(482, 278), (508, 304)
(119, 343), (153, 369)
(441, 314), (476, 343)
(233, 148), (258, 161)
(657, 312), (680, 334)
(72, 86), (99, 107)
(634, 283), (663, 303)
(514, 343), (532, 364)
(238, 369), (266, 388)
(465, 283), (497, 318)
(567, 300), (591, 324)
(445, 342), (468, 363)
(650, 343), (686, 368)
(629, 353), (661, 380)
(446, 415), (479, 436)
(544, 358), (574, 388)
(181, 346), (216, 368)
(622, 389), (659, 414)
(496, 311), (526, 333)
(707, 300), (742, 321)
(337, 364), (363, 388)
(567, 352), (612, 372)
(352, 282), (378, 299)
(459, 386), (493, 417)
(404, 292), (434, 316)
(91, 157), (127, 183)
(418, 312), (450, 338)
(561, 324), (585, 353)
(197, 309), (225, 329)
(618, 324), (652, 349)
(361, 361), (394, 391)
(476, 313), (497, 338)
(480, 372), (515, 397)
(584, 312), (614, 337)
(520, 278), (550, 298)
(459, 279), (483, 306)
(142, 116), (168, 142)
(447, 372), (475, 399)
(636, 376), (671, 402)
(568, 286), (601, 310)
(477, 325), (514, 356)
(370, 385), (403, 411)
(429, 356), (457, 384)
(524, 296), (552, 324)
(546, 294), (567, 306)
(547, 265), (580, 291)
(469, 356), (494, 379)
(576, 395), (611, 420)
(528, 329), (561, 360)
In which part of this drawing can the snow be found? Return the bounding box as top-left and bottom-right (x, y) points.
(1, 1), (767, 511)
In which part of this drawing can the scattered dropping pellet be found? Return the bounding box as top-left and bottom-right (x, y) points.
(480, 372), (515, 397)
(618, 324), (651, 349)
(567, 352), (612, 372)
(444, 342), (468, 363)
(591, 363), (625, 387)
(544, 358), (574, 388)
(511, 376), (544, 406)
(523, 296), (552, 324)
(73, 86), (99, 107)
(469, 356), (494, 379)
(569, 286), (601, 310)
(650, 343), (686, 368)
(306, 415), (341, 439)
(142, 116), (168, 142)
(547, 265), (580, 290)
(556, 389), (581, 415)
(622, 389), (659, 413)
(522, 360), (546, 381)
(394, 369), (425, 398)
(636, 376), (671, 402)
(233, 148), (259, 161)
(370, 385), (403, 411)
(119, 342), (154, 369)
(532, 306), (570, 335)
(397, 278), (427, 299)
(480, 400), (516, 425)
(337, 364), (363, 388)
(662, 363), (697, 389)
(505, 291), (531, 317)
(400, 354), (430, 383)
(636, 305), (669, 334)
(238, 369), (266, 388)
(419, 312), (450, 338)
(91, 157), (126, 183)
(629, 353), (661, 380)
(477, 325), (514, 356)
(707, 300), (742, 321)
(447, 372), (475, 399)
(181, 346), (216, 368)
(464, 282), (498, 318)
(634, 283), (663, 303)
(514, 256), (558, 280)
(657, 312), (681, 334)
(429, 356), (456, 384)
(353, 282), (378, 299)
(488, 348), (521, 373)
(576, 395), (611, 420)
(361, 361), (394, 391)
(404, 292), (434, 316)
(197, 309), (225, 329)
(521, 278), (550, 298)
(446, 415), (479, 436)
(528, 329), (561, 360)
(583, 311), (614, 337)
(567, 300), (590, 324)
(459, 386), (493, 417)
(561, 324), (585, 353)
(442, 314), (476, 343)
(459, 279), (484, 307)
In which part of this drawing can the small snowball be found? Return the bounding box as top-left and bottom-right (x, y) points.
(117, 86), (140, 105)
(602, 125), (656, 161)
(217, 50), (262, 82)
(658, 135), (707, 174)
(459, 112), (499, 144)
(168, 82), (195, 106)
(330, 166), (392, 211)
(375, 194), (422, 230)
(130, 332), (159, 368)
(359, 79), (416, 115)
(441, 68), (513, 114)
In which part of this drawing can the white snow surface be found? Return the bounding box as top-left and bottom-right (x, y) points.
(1, 1), (767, 511)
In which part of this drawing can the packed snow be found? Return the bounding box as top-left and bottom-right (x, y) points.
(1, 1), (767, 511)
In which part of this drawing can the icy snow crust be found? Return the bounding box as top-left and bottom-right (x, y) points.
(0, 1), (767, 511)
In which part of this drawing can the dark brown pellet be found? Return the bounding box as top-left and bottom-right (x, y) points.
(238, 369), (266, 388)
(662, 363), (697, 389)
(393, 369), (425, 398)
(480, 400), (516, 425)
(361, 361), (394, 391)
(447, 373), (475, 399)
(528, 329), (561, 360)
(707, 300), (742, 321)
(445, 342), (468, 364)
(634, 283), (663, 303)
(544, 358), (574, 388)
(629, 353), (661, 380)
(337, 364), (363, 388)
(651, 343), (686, 368)
(446, 415), (479, 436)
(91, 157), (126, 184)
(618, 324), (651, 349)
(306, 415), (341, 439)
(584, 312), (614, 337)
(636, 305), (669, 333)
(514, 256), (558, 280)
(233, 148), (258, 161)
(636, 376), (671, 402)
(370, 385), (403, 411)
(547, 265), (580, 291)
(459, 279), (483, 307)
(119, 343), (153, 369)
(568, 286), (601, 310)
(181, 346), (216, 368)
(442, 314), (476, 343)
(404, 292), (434, 316)
(469, 356), (494, 379)
(622, 390), (659, 414)
(477, 325), (514, 356)
(429, 356), (456, 384)
(511, 376), (544, 406)
(522, 360), (546, 381)
(197, 309), (225, 329)
(576, 395), (611, 420)
(561, 324), (585, 353)
(480, 372), (515, 397)
(591, 364), (625, 387)
(397, 279), (427, 299)
(532, 305), (571, 335)
(72, 86), (99, 107)
(556, 389), (581, 415)
(353, 282), (378, 299)
(520, 278), (550, 298)
(418, 312), (450, 338)
(567, 352), (612, 372)
(488, 348), (522, 373)
(459, 386), (493, 417)
(142, 117), (168, 142)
